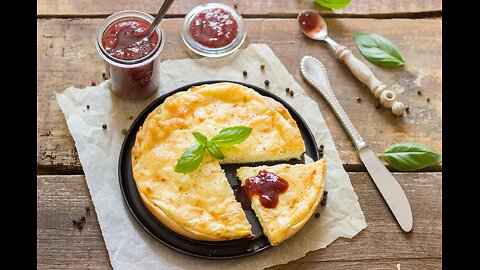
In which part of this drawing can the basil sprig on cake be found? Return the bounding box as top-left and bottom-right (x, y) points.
(175, 126), (253, 173)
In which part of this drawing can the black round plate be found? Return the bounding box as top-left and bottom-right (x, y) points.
(119, 80), (320, 259)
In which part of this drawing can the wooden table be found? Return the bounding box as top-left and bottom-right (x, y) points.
(37, 1), (442, 269)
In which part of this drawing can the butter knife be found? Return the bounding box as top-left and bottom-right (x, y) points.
(300, 55), (413, 232)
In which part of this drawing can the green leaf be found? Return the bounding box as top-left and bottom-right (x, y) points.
(378, 142), (442, 171)
(206, 142), (225, 159)
(174, 144), (206, 173)
(315, 0), (351, 9)
(353, 32), (405, 68)
(210, 126), (253, 146)
(192, 132), (208, 145)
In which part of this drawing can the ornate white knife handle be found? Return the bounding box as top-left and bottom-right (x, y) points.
(300, 56), (367, 151)
(335, 46), (405, 116)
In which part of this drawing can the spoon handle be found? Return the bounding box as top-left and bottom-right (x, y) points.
(146, 0), (175, 37)
(334, 45), (405, 116)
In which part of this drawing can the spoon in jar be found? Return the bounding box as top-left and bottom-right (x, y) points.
(145, 0), (175, 38)
(297, 11), (405, 116)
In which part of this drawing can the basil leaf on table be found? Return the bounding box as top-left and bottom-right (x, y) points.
(353, 32), (405, 68)
(192, 132), (208, 145)
(206, 142), (225, 159)
(210, 126), (253, 146)
(378, 142), (442, 171)
(175, 144), (206, 173)
(315, 0), (351, 9)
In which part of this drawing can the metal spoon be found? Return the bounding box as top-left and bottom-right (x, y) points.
(297, 11), (405, 116)
(145, 0), (175, 38)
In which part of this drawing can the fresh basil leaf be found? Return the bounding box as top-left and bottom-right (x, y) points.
(378, 142), (442, 171)
(175, 144), (206, 173)
(315, 0), (351, 9)
(353, 32), (405, 68)
(206, 142), (225, 159)
(192, 132), (208, 145)
(210, 126), (253, 146)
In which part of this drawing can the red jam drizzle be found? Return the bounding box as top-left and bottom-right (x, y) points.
(103, 19), (158, 60)
(189, 8), (238, 48)
(242, 170), (289, 208)
(298, 11), (323, 36)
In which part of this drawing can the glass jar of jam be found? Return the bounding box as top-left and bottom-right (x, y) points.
(181, 3), (246, 57)
(95, 10), (165, 100)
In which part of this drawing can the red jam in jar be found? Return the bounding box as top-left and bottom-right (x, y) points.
(189, 8), (238, 48)
(103, 19), (158, 60)
(242, 170), (289, 208)
(96, 11), (164, 100)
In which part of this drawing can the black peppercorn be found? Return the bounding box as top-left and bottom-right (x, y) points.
(102, 72), (108, 80)
(86, 105), (90, 109)
(427, 98), (430, 103)
(285, 87), (290, 93)
(323, 190), (328, 196)
(405, 106), (410, 113)
(290, 91), (294, 96)
(264, 80), (270, 86)
(242, 70), (247, 76)
(102, 124), (107, 129)
(356, 96), (361, 102)
(374, 103), (381, 109)
(318, 144), (324, 150)
(315, 212), (320, 218)
(122, 128), (128, 135)
(417, 90), (422, 96)
(85, 205), (91, 212)
(260, 64), (265, 70)
(321, 197), (327, 206)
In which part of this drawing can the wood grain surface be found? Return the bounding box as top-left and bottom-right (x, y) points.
(37, 0), (442, 17)
(37, 18), (442, 173)
(37, 172), (441, 269)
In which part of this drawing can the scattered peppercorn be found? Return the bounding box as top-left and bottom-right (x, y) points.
(242, 70), (247, 76)
(102, 124), (107, 129)
(427, 98), (430, 103)
(289, 90), (294, 96)
(260, 64), (265, 70)
(86, 105), (90, 109)
(91, 80), (96, 86)
(85, 205), (91, 212)
(285, 87), (290, 93)
(128, 116), (133, 120)
(405, 106), (410, 113)
(374, 103), (381, 109)
(72, 215), (87, 229)
(321, 196), (327, 206)
(102, 72), (108, 80)
(234, 3), (238, 9)
(315, 212), (320, 218)
(356, 96), (361, 102)
(417, 90), (422, 96)
(122, 128), (128, 135)
(319, 144), (324, 150)
(323, 190), (328, 196)
(264, 79), (270, 86)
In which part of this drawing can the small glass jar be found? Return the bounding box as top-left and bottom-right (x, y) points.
(181, 3), (246, 57)
(95, 10), (165, 100)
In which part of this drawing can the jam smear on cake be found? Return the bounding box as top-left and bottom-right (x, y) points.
(242, 170), (289, 208)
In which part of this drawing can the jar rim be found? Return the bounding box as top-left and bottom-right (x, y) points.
(95, 10), (165, 68)
(181, 3), (246, 57)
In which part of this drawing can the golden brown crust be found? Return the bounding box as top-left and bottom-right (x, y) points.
(237, 159), (326, 246)
(131, 82), (306, 241)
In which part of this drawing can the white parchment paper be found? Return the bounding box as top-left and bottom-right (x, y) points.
(56, 44), (366, 270)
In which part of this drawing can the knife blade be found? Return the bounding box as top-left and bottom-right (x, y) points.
(300, 55), (413, 232)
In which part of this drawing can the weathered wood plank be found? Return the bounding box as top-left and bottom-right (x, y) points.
(37, 0), (442, 17)
(37, 172), (442, 269)
(37, 18), (442, 172)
